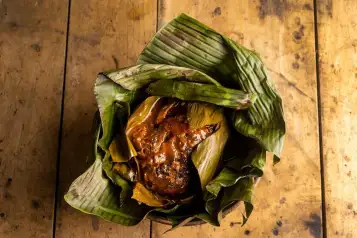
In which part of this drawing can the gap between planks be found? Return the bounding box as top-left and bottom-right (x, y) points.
(313, 0), (327, 237)
(52, 0), (72, 237)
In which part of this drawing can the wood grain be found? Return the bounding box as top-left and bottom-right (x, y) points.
(317, 0), (357, 237)
(153, 0), (322, 237)
(0, 0), (68, 237)
(54, 0), (157, 237)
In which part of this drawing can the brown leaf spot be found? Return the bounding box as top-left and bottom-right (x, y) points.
(332, 96), (338, 104)
(292, 62), (300, 69)
(92, 216), (99, 231)
(32, 148), (38, 156)
(344, 155), (351, 161)
(293, 31), (302, 41)
(9, 21), (18, 30)
(303, 4), (313, 10)
(352, 39), (357, 47)
(299, 25), (305, 36)
(272, 227), (279, 236)
(244, 230), (251, 236)
(258, 0), (286, 21)
(72, 34), (101, 47)
(230, 221), (241, 227)
(212, 7), (221, 16)
(31, 44), (41, 52)
(127, 2), (151, 21)
(279, 197), (286, 204)
(31, 200), (41, 209)
(5, 178), (12, 188)
(303, 214), (321, 238)
(4, 192), (12, 200)
(112, 55), (119, 69)
(325, 0), (333, 17)
(347, 203), (353, 210)
(276, 220), (283, 227)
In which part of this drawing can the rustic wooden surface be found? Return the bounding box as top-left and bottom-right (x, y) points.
(1, 0), (357, 237)
(54, 0), (156, 237)
(0, 0), (68, 237)
(317, 0), (357, 237)
(153, 0), (322, 237)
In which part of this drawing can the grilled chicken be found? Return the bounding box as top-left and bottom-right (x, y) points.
(130, 99), (217, 197)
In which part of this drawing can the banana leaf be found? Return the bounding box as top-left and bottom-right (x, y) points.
(137, 13), (285, 158)
(125, 96), (162, 136)
(65, 13), (285, 228)
(147, 79), (255, 110)
(132, 183), (166, 207)
(64, 159), (151, 226)
(187, 103), (229, 189)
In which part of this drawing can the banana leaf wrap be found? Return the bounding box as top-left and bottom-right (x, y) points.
(64, 13), (285, 228)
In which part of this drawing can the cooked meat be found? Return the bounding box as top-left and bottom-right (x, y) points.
(129, 99), (217, 197)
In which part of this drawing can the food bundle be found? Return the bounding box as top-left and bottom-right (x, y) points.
(64, 14), (285, 228)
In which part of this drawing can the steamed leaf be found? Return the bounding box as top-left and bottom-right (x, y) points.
(206, 168), (246, 197)
(95, 74), (139, 150)
(64, 159), (151, 226)
(138, 13), (285, 158)
(187, 103), (229, 189)
(109, 134), (137, 162)
(106, 64), (220, 90)
(102, 153), (131, 204)
(132, 183), (165, 207)
(226, 146), (266, 175)
(203, 147), (264, 224)
(220, 178), (254, 225)
(66, 13), (286, 228)
(112, 163), (136, 182)
(125, 96), (161, 136)
(147, 79), (255, 110)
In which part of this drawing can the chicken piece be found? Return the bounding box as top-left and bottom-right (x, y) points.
(130, 99), (218, 197)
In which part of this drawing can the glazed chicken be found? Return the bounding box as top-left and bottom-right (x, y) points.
(129, 99), (218, 197)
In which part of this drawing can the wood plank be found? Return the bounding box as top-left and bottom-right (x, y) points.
(54, 0), (157, 237)
(317, 0), (357, 237)
(0, 0), (68, 237)
(153, 0), (322, 237)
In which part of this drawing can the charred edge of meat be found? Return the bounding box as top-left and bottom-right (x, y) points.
(129, 98), (219, 197)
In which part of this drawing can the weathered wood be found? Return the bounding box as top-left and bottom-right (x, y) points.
(54, 0), (157, 237)
(0, 0), (68, 237)
(317, 0), (357, 237)
(153, 0), (322, 237)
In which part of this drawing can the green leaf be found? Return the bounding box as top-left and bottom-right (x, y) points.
(64, 159), (151, 226)
(125, 96), (162, 136)
(147, 79), (255, 110)
(66, 13), (286, 228)
(202, 147), (264, 224)
(220, 178), (254, 225)
(106, 64), (220, 91)
(95, 74), (139, 150)
(187, 103), (229, 189)
(206, 168), (246, 197)
(102, 152), (132, 204)
(138, 13), (285, 158)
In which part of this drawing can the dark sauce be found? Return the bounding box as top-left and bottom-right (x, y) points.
(129, 98), (217, 197)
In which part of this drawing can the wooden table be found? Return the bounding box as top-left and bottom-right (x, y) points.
(1, 0), (356, 237)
